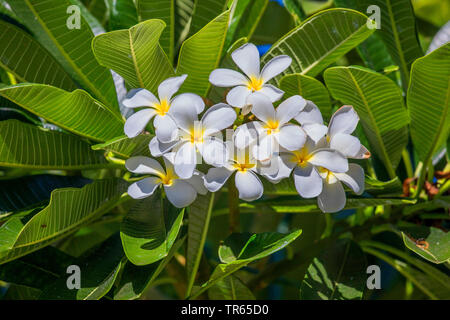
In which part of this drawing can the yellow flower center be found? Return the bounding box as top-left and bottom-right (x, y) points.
(264, 119), (279, 135)
(318, 167), (337, 183)
(189, 127), (204, 144)
(247, 76), (263, 91)
(158, 168), (177, 186)
(154, 99), (171, 116)
(291, 148), (311, 168)
(233, 162), (255, 172)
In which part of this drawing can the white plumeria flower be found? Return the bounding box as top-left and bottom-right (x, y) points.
(296, 104), (370, 159)
(125, 154), (207, 208)
(276, 137), (349, 198)
(122, 74), (205, 142)
(234, 93), (307, 161)
(316, 163), (365, 213)
(209, 43), (292, 109)
(151, 103), (237, 179)
(203, 141), (277, 201)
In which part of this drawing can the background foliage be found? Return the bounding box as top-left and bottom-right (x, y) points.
(0, 0), (449, 300)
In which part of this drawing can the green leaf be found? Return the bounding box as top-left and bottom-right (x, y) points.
(186, 192), (215, 297)
(0, 84), (124, 142)
(401, 226), (450, 264)
(279, 73), (332, 119)
(408, 43), (450, 167)
(176, 10), (230, 96)
(208, 275), (255, 300)
(92, 19), (175, 93)
(137, 0), (174, 61)
(92, 134), (152, 158)
(362, 244), (450, 299)
(7, 0), (119, 111)
(188, 0), (228, 36)
(300, 239), (367, 300)
(413, 0), (450, 28)
(0, 119), (109, 170)
(120, 191), (185, 266)
(189, 229), (302, 299)
(106, 0), (138, 30)
(225, 0), (268, 49)
(0, 178), (127, 264)
(174, 0), (195, 47)
(262, 9), (375, 79)
(0, 20), (77, 91)
(40, 234), (124, 300)
(283, 0), (307, 23)
(364, 176), (403, 196)
(114, 236), (185, 300)
(357, 0), (423, 91)
(324, 66), (409, 178)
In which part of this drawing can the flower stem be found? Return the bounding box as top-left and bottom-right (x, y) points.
(228, 179), (240, 233)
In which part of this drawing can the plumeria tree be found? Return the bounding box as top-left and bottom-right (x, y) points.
(0, 0), (448, 300)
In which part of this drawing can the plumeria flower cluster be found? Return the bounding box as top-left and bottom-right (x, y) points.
(122, 43), (371, 212)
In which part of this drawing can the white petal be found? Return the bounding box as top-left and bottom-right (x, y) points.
(235, 170), (263, 201)
(302, 123), (328, 143)
(128, 177), (160, 199)
(169, 101), (198, 133)
(253, 134), (275, 161)
(124, 109), (156, 138)
(209, 68), (248, 87)
(328, 105), (359, 137)
(186, 171), (208, 195)
(149, 136), (179, 157)
(125, 156), (164, 175)
(257, 84), (284, 103)
(233, 121), (264, 149)
(308, 149), (348, 173)
(123, 88), (159, 108)
(158, 74), (187, 101)
(164, 180), (197, 208)
(154, 114), (179, 143)
(198, 137), (228, 167)
(247, 92), (276, 123)
(295, 100), (323, 125)
(174, 142), (198, 179)
(351, 144), (371, 159)
(204, 167), (234, 192)
(263, 155), (292, 183)
(293, 164), (323, 198)
(334, 163), (365, 195)
(231, 43), (260, 78)
(276, 124), (306, 151)
(201, 103), (237, 136)
(317, 180), (346, 213)
(170, 93), (205, 114)
(260, 55), (292, 82)
(226, 85), (251, 107)
(329, 133), (362, 158)
(276, 95), (306, 125)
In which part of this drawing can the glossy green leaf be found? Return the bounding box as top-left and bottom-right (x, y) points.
(188, 0), (228, 36)
(324, 66), (409, 178)
(7, 0), (119, 111)
(208, 275), (255, 300)
(408, 43), (450, 167)
(0, 179), (127, 264)
(92, 134), (152, 158)
(120, 191), (184, 266)
(92, 19), (174, 93)
(176, 10), (229, 96)
(189, 229), (302, 299)
(114, 236), (185, 300)
(0, 20), (77, 91)
(40, 234), (124, 300)
(300, 239), (367, 300)
(401, 226), (450, 264)
(137, 0), (174, 61)
(357, 0), (423, 90)
(262, 9), (375, 79)
(0, 120), (109, 170)
(279, 73), (332, 119)
(0, 84), (124, 142)
(106, 0), (138, 30)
